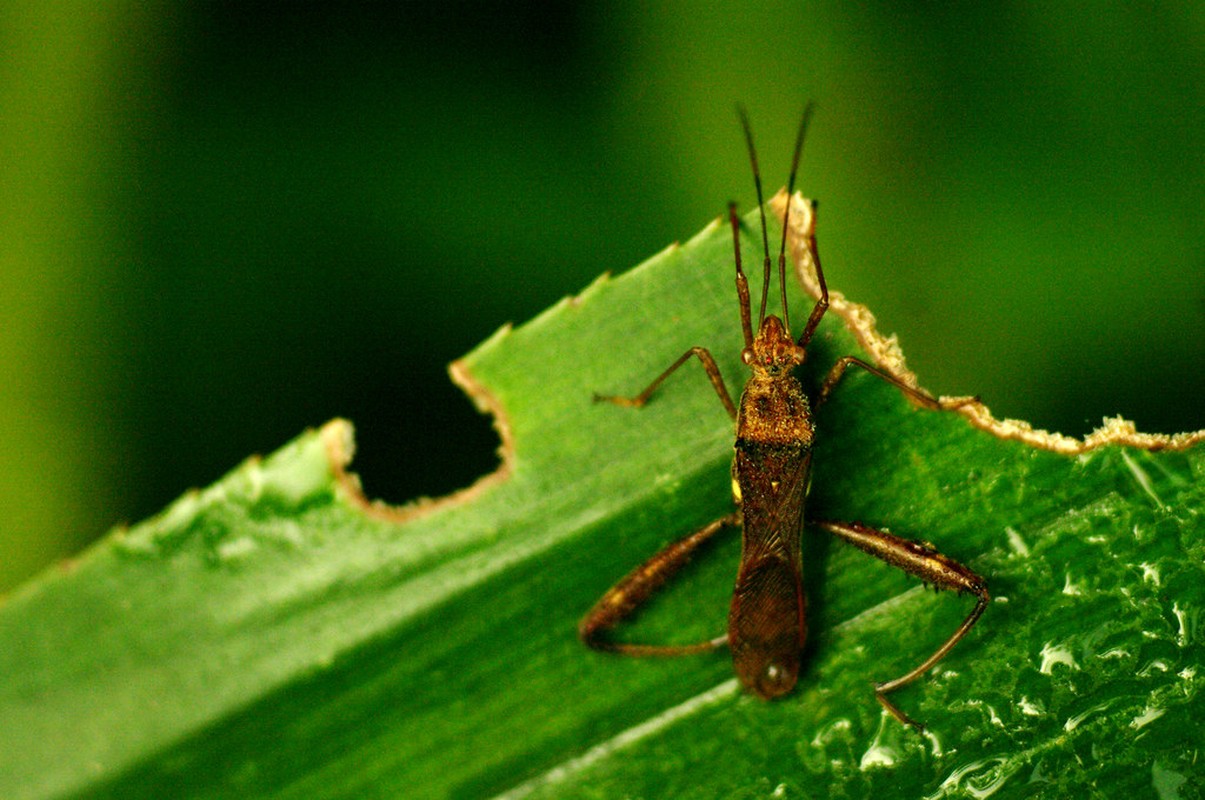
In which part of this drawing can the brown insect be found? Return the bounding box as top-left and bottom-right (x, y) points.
(579, 105), (989, 730)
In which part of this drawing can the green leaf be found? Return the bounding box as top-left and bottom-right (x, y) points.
(2, 198), (1202, 800)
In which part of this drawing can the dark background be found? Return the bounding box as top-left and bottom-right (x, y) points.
(2, 3), (1202, 591)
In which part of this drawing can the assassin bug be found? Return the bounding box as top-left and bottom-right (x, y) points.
(579, 105), (989, 729)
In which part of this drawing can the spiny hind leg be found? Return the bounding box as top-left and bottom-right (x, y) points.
(814, 519), (989, 730)
(579, 513), (740, 656)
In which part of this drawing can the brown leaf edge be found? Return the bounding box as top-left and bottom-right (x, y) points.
(771, 190), (1205, 455)
(329, 192), (1205, 524)
(324, 344), (517, 523)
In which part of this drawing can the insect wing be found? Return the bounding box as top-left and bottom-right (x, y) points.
(728, 442), (810, 698)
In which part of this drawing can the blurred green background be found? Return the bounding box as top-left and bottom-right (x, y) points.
(1, 2), (1202, 593)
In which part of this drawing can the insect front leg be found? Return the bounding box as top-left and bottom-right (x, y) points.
(816, 355), (976, 412)
(594, 346), (738, 420)
(579, 513), (740, 656)
(813, 519), (989, 730)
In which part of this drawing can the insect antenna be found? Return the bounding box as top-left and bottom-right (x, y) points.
(736, 105), (773, 329)
(777, 103), (815, 335)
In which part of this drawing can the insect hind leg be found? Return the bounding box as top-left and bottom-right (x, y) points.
(579, 513), (740, 656)
(813, 519), (989, 730)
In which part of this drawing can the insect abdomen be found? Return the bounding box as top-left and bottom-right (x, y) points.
(729, 553), (806, 698)
(729, 438), (810, 699)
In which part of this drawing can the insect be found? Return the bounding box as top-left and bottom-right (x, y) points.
(579, 105), (989, 730)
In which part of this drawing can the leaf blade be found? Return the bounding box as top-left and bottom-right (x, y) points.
(1, 203), (1202, 800)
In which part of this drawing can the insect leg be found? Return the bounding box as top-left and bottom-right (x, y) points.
(579, 513), (740, 656)
(813, 519), (989, 730)
(594, 346), (738, 420)
(816, 355), (976, 412)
